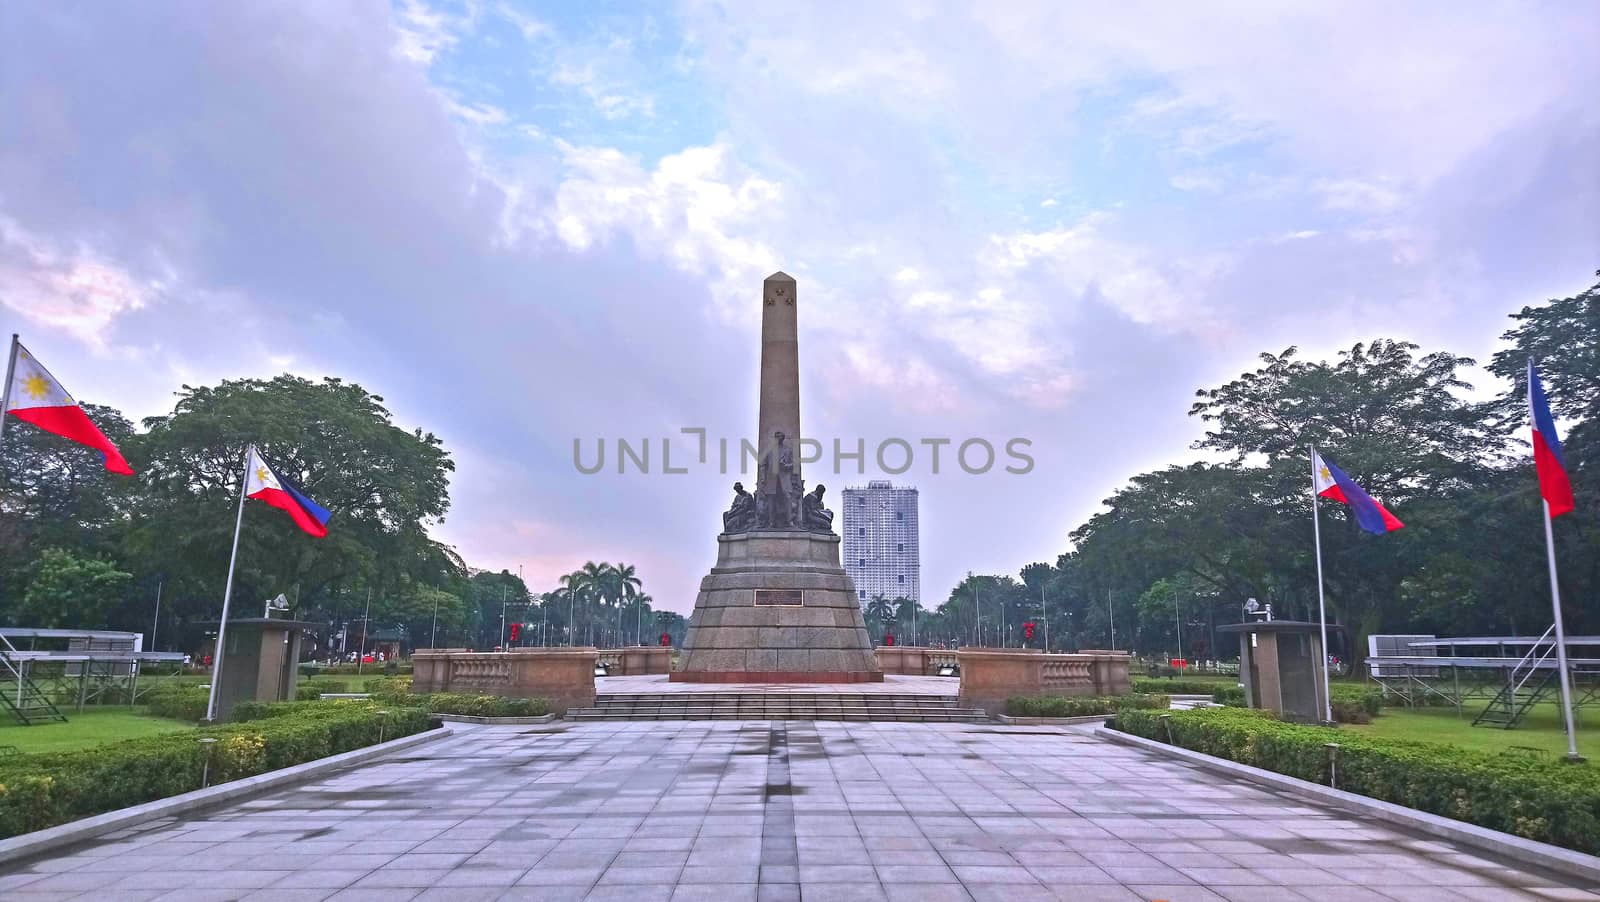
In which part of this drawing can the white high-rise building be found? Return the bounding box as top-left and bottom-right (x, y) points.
(841, 480), (920, 607)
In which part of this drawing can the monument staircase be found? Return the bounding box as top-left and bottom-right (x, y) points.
(565, 691), (989, 723)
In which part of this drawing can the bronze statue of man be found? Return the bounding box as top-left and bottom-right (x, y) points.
(802, 483), (834, 533)
(723, 481), (756, 533)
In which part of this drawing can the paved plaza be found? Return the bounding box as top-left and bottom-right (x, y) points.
(3, 721), (1597, 902)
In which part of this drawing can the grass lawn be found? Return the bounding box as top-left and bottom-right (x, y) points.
(0, 706), (196, 755)
(1348, 700), (1600, 758)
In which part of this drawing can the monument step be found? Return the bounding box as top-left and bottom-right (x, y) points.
(565, 709), (991, 723)
(568, 693), (989, 722)
(594, 693), (959, 704)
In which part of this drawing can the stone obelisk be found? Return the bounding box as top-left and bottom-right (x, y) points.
(758, 272), (800, 484)
(674, 272), (881, 682)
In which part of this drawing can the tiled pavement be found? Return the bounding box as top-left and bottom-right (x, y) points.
(2, 721), (1597, 902)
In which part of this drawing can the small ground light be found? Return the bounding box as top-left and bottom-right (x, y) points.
(377, 710), (389, 744)
(198, 737), (218, 788)
(594, 663), (610, 677)
(936, 664), (958, 677)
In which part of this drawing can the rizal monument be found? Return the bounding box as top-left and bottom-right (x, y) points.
(674, 272), (882, 682)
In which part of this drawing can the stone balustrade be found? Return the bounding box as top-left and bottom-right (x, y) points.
(956, 649), (1132, 712)
(597, 646), (674, 676)
(873, 646), (963, 676)
(412, 647), (598, 715)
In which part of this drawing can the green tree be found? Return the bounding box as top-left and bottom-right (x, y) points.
(0, 403), (137, 607)
(15, 549), (133, 629)
(127, 375), (457, 630)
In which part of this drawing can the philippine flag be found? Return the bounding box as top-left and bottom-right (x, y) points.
(245, 446), (331, 538)
(1529, 360), (1575, 518)
(6, 341), (134, 475)
(1313, 450), (1404, 535)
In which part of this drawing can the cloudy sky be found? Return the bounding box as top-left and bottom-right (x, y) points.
(2, 1), (1596, 612)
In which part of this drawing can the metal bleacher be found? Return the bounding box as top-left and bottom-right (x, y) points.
(1366, 629), (1600, 729)
(0, 628), (187, 725)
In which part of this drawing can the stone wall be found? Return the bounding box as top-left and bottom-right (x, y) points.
(412, 647), (597, 715)
(956, 649), (1132, 712)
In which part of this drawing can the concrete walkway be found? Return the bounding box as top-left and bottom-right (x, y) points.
(2, 721), (1595, 902)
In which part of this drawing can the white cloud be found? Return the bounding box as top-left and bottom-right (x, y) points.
(445, 98), (508, 127)
(549, 61), (655, 120)
(391, 0), (474, 65)
(0, 218), (155, 347)
(1316, 177), (1407, 214)
(1170, 171), (1223, 193)
(983, 215), (1212, 328)
(495, 3), (550, 41)
(546, 141), (782, 313)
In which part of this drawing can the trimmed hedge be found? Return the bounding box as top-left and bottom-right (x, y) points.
(1132, 677), (1236, 695)
(362, 677), (547, 717)
(1007, 693), (1168, 718)
(1210, 683), (1385, 724)
(1112, 706), (1600, 854)
(0, 701), (432, 837)
(142, 683), (210, 722)
(295, 679), (351, 701)
(364, 676), (413, 696)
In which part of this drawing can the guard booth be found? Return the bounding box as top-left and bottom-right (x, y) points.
(1219, 620), (1330, 724)
(208, 618), (319, 720)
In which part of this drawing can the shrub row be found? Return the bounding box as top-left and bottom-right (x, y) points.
(1007, 693), (1168, 718)
(359, 677), (547, 717)
(295, 679), (351, 700)
(1132, 677), (1236, 695)
(1112, 706), (1600, 854)
(0, 701), (433, 837)
(1209, 683), (1385, 724)
(142, 683), (210, 722)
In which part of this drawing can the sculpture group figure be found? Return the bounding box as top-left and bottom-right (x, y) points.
(721, 431), (834, 534)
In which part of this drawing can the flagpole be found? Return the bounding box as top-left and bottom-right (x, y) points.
(1530, 359), (1581, 760)
(205, 446), (252, 723)
(1310, 444), (1334, 724)
(0, 335), (18, 447)
(1542, 499), (1581, 760)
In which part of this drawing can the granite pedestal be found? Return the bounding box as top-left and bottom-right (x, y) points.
(674, 530), (881, 682)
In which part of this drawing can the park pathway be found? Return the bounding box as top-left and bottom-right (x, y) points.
(1, 721), (1595, 901)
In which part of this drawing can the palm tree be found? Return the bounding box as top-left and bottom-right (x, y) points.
(893, 596), (919, 645)
(632, 593), (653, 645)
(609, 563), (643, 646)
(580, 561), (609, 646)
(558, 571), (587, 646)
(865, 594), (894, 642)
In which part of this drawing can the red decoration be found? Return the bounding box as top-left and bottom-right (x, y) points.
(659, 632), (672, 646)
(509, 623), (520, 643)
(884, 634), (895, 646)
(1023, 621), (1036, 641)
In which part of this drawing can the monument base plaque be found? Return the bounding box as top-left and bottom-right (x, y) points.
(673, 530), (882, 682)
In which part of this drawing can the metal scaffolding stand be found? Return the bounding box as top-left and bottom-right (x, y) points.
(1366, 632), (1600, 728)
(0, 628), (186, 724)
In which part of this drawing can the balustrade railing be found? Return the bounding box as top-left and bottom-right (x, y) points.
(1041, 657), (1092, 690)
